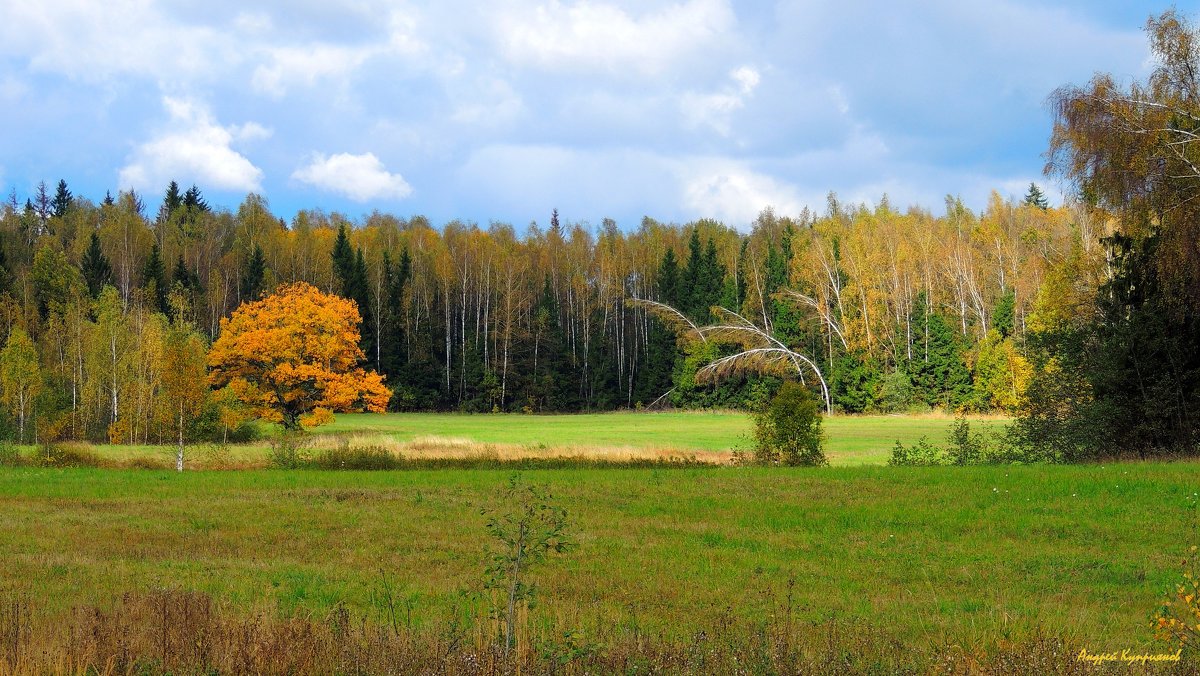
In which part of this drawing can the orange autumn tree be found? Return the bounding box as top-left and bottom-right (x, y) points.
(208, 282), (390, 430)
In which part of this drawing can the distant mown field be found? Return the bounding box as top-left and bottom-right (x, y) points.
(76, 411), (1010, 468)
(0, 461), (1194, 654)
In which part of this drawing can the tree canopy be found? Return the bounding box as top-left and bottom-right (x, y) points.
(208, 282), (390, 430)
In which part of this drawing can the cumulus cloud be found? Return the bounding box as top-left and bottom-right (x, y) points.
(118, 97), (267, 193)
(495, 0), (735, 75)
(291, 152), (412, 202)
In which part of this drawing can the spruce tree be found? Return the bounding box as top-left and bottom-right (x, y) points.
(681, 229), (704, 318)
(81, 231), (113, 297)
(172, 254), (192, 290)
(907, 294), (971, 409)
(380, 248), (412, 377)
(1024, 182), (1050, 210)
(161, 181), (183, 220)
(331, 224), (355, 295)
(51, 179), (72, 219)
(241, 244), (265, 300)
(636, 248), (681, 405)
(182, 184), (209, 212)
(353, 248), (375, 368)
(530, 276), (571, 410)
(142, 242), (168, 314)
(992, 290), (1015, 338)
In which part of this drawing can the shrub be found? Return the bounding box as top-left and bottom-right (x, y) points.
(890, 418), (1019, 466)
(33, 442), (102, 468)
(0, 440), (24, 467)
(753, 382), (826, 466)
(267, 433), (311, 469)
(311, 444), (401, 470)
(1155, 545), (1200, 651)
(887, 436), (943, 466)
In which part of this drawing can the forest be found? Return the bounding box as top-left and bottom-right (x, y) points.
(0, 176), (1091, 445)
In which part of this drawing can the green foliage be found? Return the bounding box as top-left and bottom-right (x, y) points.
(831, 351), (881, 413)
(992, 290), (1014, 339)
(887, 436), (942, 466)
(1015, 234), (1200, 460)
(141, 242), (168, 315)
(267, 432), (312, 469)
(906, 296), (971, 410)
(876, 369), (915, 413)
(241, 244), (265, 301)
(1023, 182), (1049, 210)
(482, 474), (571, 654)
(80, 231), (113, 298)
(51, 179), (72, 219)
(752, 381), (826, 466)
(31, 246), (81, 318)
(888, 417), (1014, 466)
(310, 443), (401, 470)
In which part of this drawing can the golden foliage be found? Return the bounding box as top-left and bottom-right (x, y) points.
(208, 282), (390, 429)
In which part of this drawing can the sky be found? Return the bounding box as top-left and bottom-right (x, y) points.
(0, 1), (1191, 231)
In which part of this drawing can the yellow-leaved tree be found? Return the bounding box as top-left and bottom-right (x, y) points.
(208, 282), (390, 430)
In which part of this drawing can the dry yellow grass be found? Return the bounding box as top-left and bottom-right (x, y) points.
(311, 433), (730, 464)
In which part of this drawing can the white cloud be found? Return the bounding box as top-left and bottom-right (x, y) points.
(496, 0), (735, 75)
(682, 163), (804, 226)
(251, 44), (378, 98)
(292, 152), (412, 202)
(118, 97), (266, 193)
(0, 0), (231, 83)
(680, 65), (761, 135)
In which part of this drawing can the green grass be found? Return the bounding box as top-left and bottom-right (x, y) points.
(0, 461), (1195, 651)
(330, 411), (1007, 465)
(34, 412), (1009, 466)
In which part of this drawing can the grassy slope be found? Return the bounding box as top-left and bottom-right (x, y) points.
(1, 461), (1195, 649)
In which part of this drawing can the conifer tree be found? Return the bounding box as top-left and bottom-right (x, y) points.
(331, 224), (355, 294)
(637, 248), (680, 404)
(241, 244), (265, 301)
(51, 179), (72, 219)
(81, 231), (113, 297)
(1023, 182), (1050, 210)
(161, 181), (183, 221)
(142, 242), (168, 314)
(182, 184), (209, 212)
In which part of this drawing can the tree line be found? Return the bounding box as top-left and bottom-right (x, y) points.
(0, 174), (1100, 445)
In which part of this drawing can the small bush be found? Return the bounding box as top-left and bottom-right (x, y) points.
(887, 436), (944, 466)
(1156, 545), (1200, 651)
(310, 445), (401, 470)
(0, 440), (24, 467)
(890, 418), (1019, 466)
(267, 433), (311, 469)
(33, 442), (103, 468)
(753, 382), (826, 466)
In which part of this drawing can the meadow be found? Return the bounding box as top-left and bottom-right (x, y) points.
(2, 412), (1195, 672)
(73, 410), (1010, 468)
(1, 461), (1196, 647)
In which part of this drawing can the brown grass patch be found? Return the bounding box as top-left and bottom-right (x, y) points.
(310, 433), (732, 465)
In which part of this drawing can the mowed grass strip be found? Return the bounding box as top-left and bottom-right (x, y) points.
(0, 461), (1193, 649)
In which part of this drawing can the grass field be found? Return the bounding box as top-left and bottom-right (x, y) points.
(75, 411), (1009, 468)
(0, 461), (1196, 655)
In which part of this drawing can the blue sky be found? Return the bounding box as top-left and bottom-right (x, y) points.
(0, 1), (1189, 230)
